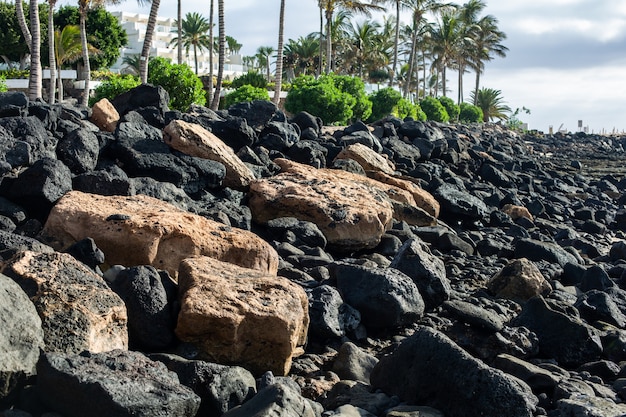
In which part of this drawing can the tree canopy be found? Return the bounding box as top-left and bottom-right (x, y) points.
(0, 2), (49, 68)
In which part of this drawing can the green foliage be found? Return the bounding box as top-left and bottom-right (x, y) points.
(231, 71), (267, 89)
(0, 69), (30, 79)
(0, 2), (49, 66)
(459, 102), (483, 123)
(285, 75), (356, 125)
(470, 88), (511, 122)
(438, 96), (460, 122)
(332, 74), (372, 122)
(89, 74), (140, 106)
(368, 87), (401, 122)
(55, 6), (127, 70)
(223, 85), (270, 108)
(415, 105), (427, 121)
(393, 98), (417, 120)
(0, 76), (7, 93)
(147, 57), (206, 111)
(507, 106), (531, 131)
(420, 96), (450, 123)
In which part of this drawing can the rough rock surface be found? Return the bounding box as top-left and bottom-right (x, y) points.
(163, 119), (256, 189)
(487, 257), (552, 301)
(0, 273), (44, 405)
(334, 143), (396, 175)
(40, 190), (279, 277)
(1, 250), (128, 354)
(175, 256), (309, 376)
(37, 350), (200, 417)
(90, 98), (119, 132)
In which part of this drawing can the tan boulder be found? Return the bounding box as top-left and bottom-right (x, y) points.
(249, 159), (395, 251)
(40, 191), (278, 278)
(367, 171), (440, 218)
(175, 256), (308, 376)
(1, 251), (128, 354)
(487, 258), (551, 301)
(502, 204), (534, 222)
(163, 119), (256, 189)
(90, 98), (120, 132)
(335, 143), (396, 175)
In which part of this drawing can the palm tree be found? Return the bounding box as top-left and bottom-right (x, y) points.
(170, 12), (211, 74)
(284, 35), (320, 77)
(469, 15), (507, 105)
(225, 36), (242, 54)
(343, 19), (381, 77)
(256, 46), (274, 81)
(48, 0), (57, 103)
(54, 24), (93, 101)
(430, 11), (461, 98)
(320, 0), (383, 74)
(273, 0), (285, 105)
(139, 0), (160, 84)
(28, 0), (42, 100)
(210, 0), (224, 110)
(176, 0), (182, 64)
(208, 0), (214, 106)
(15, 0), (32, 51)
(470, 87), (510, 122)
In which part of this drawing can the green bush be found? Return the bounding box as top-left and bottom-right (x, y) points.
(285, 75), (356, 125)
(415, 104), (427, 121)
(0, 77), (6, 93)
(231, 71), (267, 89)
(332, 74), (371, 122)
(89, 74), (141, 106)
(420, 96), (450, 123)
(459, 102), (483, 123)
(438, 96), (460, 122)
(393, 98), (418, 120)
(368, 87), (401, 122)
(0, 69), (29, 79)
(147, 57), (206, 111)
(223, 85), (270, 108)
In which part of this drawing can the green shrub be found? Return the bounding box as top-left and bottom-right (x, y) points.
(285, 75), (356, 125)
(147, 57), (206, 111)
(89, 74), (141, 106)
(231, 71), (267, 89)
(415, 104), (427, 121)
(223, 85), (270, 108)
(420, 96), (449, 123)
(332, 74), (372, 122)
(393, 98), (417, 120)
(438, 96), (460, 122)
(459, 102), (483, 123)
(0, 69), (29, 79)
(368, 87), (401, 122)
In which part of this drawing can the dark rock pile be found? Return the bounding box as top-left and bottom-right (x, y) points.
(2, 86), (626, 417)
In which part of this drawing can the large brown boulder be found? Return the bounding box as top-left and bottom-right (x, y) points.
(487, 258), (551, 302)
(249, 159), (395, 251)
(90, 98), (119, 132)
(334, 143), (396, 175)
(41, 191), (278, 278)
(1, 251), (128, 354)
(367, 171), (440, 218)
(163, 119), (256, 189)
(175, 256), (309, 376)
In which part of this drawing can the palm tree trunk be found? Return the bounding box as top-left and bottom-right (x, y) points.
(140, 0), (160, 84)
(210, 0), (224, 110)
(177, 0), (182, 64)
(325, 8), (332, 74)
(473, 70), (480, 105)
(16, 0), (32, 51)
(273, 0), (285, 105)
(193, 44), (198, 74)
(389, 0), (400, 87)
(422, 48), (426, 99)
(48, 0), (57, 104)
(79, 7), (90, 106)
(57, 65), (64, 102)
(442, 64), (447, 97)
(404, 23), (418, 98)
(208, 0), (214, 102)
(457, 63), (463, 104)
(28, 0), (41, 100)
(317, 3), (323, 77)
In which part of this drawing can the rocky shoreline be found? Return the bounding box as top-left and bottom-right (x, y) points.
(2, 85), (626, 417)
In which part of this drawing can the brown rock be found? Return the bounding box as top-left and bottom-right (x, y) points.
(487, 258), (551, 301)
(163, 119), (256, 189)
(41, 191), (278, 278)
(367, 171), (440, 218)
(175, 256), (309, 376)
(335, 143), (396, 175)
(502, 204), (534, 222)
(249, 159), (395, 251)
(1, 251), (128, 354)
(90, 98), (120, 132)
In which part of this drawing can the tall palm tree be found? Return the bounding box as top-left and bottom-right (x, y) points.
(273, 0), (285, 105)
(170, 12), (211, 74)
(210, 0), (224, 110)
(15, 0), (32, 51)
(470, 87), (510, 122)
(343, 19), (381, 77)
(55, 24), (98, 101)
(176, 0), (182, 64)
(208, 0), (214, 106)
(28, 0), (42, 100)
(225, 36), (242, 54)
(256, 46), (274, 81)
(139, 0), (160, 84)
(283, 34), (320, 77)
(430, 11), (461, 98)
(48, 0), (57, 103)
(320, 0), (383, 74)
(469, 15), (507, 105)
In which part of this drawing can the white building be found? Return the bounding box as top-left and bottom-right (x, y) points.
(111, 11), (246, 79)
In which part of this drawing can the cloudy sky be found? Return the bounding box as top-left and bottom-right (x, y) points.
(99, 0), (626, 133)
